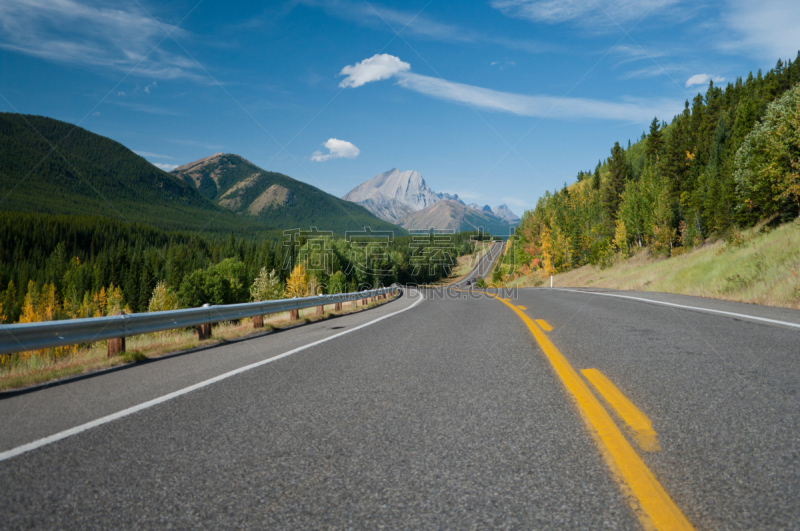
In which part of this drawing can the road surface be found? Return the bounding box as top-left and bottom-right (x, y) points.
(1, 281), (799, 529)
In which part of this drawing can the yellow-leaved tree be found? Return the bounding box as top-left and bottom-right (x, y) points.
(540, 227), (555, 276)
(613, 219), (629, 258)
(284, 264), (310, 298)
(148, 281), (180, 312)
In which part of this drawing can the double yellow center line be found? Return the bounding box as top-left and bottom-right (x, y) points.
(488, 293), (694, 531)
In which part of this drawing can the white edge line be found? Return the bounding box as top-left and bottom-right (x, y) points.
(0, 290), (425, 462)
(559, 288), (800, 330)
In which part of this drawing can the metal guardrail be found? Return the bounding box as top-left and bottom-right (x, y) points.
(0, 286), (399, 356)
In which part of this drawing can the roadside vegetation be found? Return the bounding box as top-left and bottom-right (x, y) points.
(487, 54), (800, 308)
(521, 220), (800, 309)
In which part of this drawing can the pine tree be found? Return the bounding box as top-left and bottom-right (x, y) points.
(602, 142), (627, 220)
(646, 117), (662, 159)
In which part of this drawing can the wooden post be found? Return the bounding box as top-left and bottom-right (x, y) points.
(335, 302), (342, 311)
(316, 305), (324, 316)
(107, 337), (125, 357)
(253, 315), (264, 328)
(289, 309), (299, 321)
(198, 303), (212, 339)
(198, 323), (212, 340)
(107, 311), (125, 357)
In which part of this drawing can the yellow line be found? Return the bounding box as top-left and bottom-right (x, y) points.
(487, 293), (693, 531)
(517, 305), (528, 310)
(535, 319), (553, 331)
(582, 369), (662, 452)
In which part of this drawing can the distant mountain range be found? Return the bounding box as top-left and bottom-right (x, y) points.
(343, 168), (520, 234)
(0, 113), (400, 235)
(172, 153), (400, 234)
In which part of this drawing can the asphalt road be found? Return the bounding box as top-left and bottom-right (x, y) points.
(1, 281), (799, 529)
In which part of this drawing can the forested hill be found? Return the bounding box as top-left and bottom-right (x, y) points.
(512, 54), (800, 273)
(0, 113), (261, 235)
(172, 153), (403, 235)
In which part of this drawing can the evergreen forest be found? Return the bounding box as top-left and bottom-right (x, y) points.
(507, 54), (800, 275)
(0, 211), (482, 325)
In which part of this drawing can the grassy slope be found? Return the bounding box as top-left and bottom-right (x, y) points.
(542, 221), (800, 309)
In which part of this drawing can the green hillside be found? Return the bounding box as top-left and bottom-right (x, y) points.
(172, 153), (404, 235)
(0, 113), (262, 235)
(507, 53), (800, 276)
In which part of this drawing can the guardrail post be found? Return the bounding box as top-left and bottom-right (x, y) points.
(289, 309), (299, 321)
(335, 302), (342, 311)
(316, 305), (324, 316)
(107, 311), (125, 357)
(253, 315), (264, 328)
(198, 303), (212, 340)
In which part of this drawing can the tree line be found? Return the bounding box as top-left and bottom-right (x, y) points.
(511, 54), (800, 275)
(0, 211), (482, 324)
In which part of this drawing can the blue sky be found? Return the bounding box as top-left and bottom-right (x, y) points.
(2, 0), (799, 215)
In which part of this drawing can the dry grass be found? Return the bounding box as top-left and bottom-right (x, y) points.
(0, 295), (398, 392)
(530, 220), (800, 309)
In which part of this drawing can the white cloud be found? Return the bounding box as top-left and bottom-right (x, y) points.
(340, 54), (681, 123)
(685, 73), (725, 87)
(143, 81), (157, 94)
(311, 138), (360, 161)
(0, 0), (202, 80)
(153, 162), (179, 171)
(491, 0), (681, 25)
(338, 54), (410, 88)
(721, 0), (800, 61)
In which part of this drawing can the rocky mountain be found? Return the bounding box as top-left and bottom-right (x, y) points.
(467, 203), (520, 224)
(342, 168), (460, 224)
(490, 204), (521, 224)
(397, 200), (513, 235)
(344, 167), (520, 234)
(173, 154), (400, 234)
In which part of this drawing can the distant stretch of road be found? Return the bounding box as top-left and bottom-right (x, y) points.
(2, 258), (800, 528)
(461, 240), (503, 284)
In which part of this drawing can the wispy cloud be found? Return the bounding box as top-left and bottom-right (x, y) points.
(0, 0), (202, 80)
(339, 54), (681, 123)
(720, 0), (800, 61)
(491, 61), (516, 70)
(135, 150), (174, 159)
(491, 0), (682, 26)
(153, 162), (179, 171)
(105, 100), (182, 115)
(621, 64), (682, 80)
(299, 0), (559, 54)
(311, 138), (360, 161)
(685, 73), (725, 87)
(298, 0), (471, 42)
